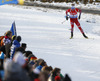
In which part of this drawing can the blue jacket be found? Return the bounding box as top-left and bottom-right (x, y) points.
(10, 40), (20, 59)
(36, 65), (43, 71)
(13, 40), (20, 48)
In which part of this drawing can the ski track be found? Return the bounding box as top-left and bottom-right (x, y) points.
(0, 5), (100, 81)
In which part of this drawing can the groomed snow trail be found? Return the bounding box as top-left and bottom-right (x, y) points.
(0, 5), (100, 81)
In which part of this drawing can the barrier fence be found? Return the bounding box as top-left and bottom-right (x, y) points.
(31, 0), (100, 4)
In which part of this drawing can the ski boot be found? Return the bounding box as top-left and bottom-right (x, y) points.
(70, 32), (73, 39)
(83, 33), (88, 39)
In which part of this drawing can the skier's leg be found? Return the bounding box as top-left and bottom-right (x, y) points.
(75, 18), (84, 33)
(75, 18), (88, 38)
(70, 18), (74, 38)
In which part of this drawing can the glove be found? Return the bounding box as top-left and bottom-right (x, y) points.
(66, 16), (68, 20)
(78, 15), (81, 20)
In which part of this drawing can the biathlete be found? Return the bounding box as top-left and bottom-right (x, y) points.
(66, 3), (88, 39)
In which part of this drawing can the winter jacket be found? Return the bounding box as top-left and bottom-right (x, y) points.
(10, 40), (20, 59)
(5, 43), (12, 58)
(4, 61), (31, 81)
(33, 65), (42, 74)
(66, 8), (81, 18)
(0, 43), (11, 58)
(3, 36), (11, 45)
(0, 36), (12, 58)
(36, 65), (42, 71)
(0, 36), (4, 47)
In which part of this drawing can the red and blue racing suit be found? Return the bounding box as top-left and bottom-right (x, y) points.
(66, 8), (84, 34)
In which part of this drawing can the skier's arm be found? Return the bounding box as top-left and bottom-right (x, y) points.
(66, 9), (70, 20)
(76, 8), (81, 19)
(79, 9), (81, 19)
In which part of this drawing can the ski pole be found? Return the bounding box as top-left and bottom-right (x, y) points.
(61, 20), (66, 24)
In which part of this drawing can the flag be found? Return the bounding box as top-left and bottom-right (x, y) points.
(10, 21), (17, 36)
(0, 0), (24, 5)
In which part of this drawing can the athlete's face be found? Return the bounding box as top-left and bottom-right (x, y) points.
(71, 4), (75, 10)
(71, 6), (75, 10)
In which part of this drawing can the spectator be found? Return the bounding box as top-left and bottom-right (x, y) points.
(15, 43), (27, 54)
(15, 47), (25, 54)
(0, 31), (12, 70)
(21, 43), (27, 52)
(13, 52), (37, 81)
(4, 54), (31, 81)
(11, 35), (16, 41)
(13, 52), (26, 67)
(39, 71), (49, 81)
(3, 31), (12, 45)
(41, 66), (53, 75)
(0, 31), (12, 58)
(63, 74), (71, 81)
(10, 36), (21, 59)
(11, 35), (16, 45)
(24, 51), (32, 58)
(48, 68), (61, 81)
(24, 52), (37, 65)
(34, 60), (47, 74)
(33, 59), (44, 69)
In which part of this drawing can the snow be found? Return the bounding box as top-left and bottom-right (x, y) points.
(0, 5), (100, 81)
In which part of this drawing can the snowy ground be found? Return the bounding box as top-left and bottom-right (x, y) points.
(0, 5), (100, 81)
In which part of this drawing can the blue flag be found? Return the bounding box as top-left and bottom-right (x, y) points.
(0, 0), (18, 5)
(10, 21), (17, 36)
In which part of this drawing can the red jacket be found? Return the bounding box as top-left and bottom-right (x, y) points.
(66, 8), (81, 18)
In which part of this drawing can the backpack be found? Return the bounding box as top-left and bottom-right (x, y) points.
(0, 36), (4, 47)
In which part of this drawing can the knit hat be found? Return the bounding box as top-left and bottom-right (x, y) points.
(21, 43), (27, 48)
(55, 76), (61, 81)
(16, 36), (21, 42)
(13, 52), (25, 66)
(12, 35), (16, 41)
